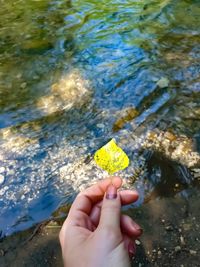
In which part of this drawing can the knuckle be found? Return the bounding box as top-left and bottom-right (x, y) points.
(99, 225), (121, 241)
(101, 204), (119, 212)
(101, 226), (116, 238)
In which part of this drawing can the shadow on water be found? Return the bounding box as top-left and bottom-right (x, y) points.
(144, 152), (193, 203)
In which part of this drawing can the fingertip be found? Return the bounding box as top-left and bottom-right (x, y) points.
(132, 190), (139, 202)
(121, 215), (143, 238)
(120, 190), (139, 205)
(110, 176), (122, 189)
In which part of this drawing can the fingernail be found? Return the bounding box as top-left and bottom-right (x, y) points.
(131, 221), (143, 234)
(106, 185), (117, 199)
(128, 242), (135, 257)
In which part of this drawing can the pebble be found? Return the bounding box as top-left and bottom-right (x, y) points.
(16, 73), (22, 79)
(192, 168), (200, 173)
(0, 249), (5, 256)
(165, 225), (173, 231)
(89, 141), (95, 148)
(47, 220), (59, 227)
(20, 82), (27, 89)
(164, 131), (177, 141)
(0, 174), (5, 184)
(175, 246), (181, 252)
(135, 240), (141, 245)
(189, 250), (197, 255)
(158, 250), (162, 256)
(7, 169), (15, 176)
(180, 235), (185, 246)
(0, 167), (5, 173)
(151, 76), (159, 82)
(193, 172), (200, 178)
(96, 123), (105, 129)
(182, 223), (191, 231)
(156, 77), (169, 88)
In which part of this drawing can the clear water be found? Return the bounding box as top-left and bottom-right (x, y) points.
(0, 0), (200, 236)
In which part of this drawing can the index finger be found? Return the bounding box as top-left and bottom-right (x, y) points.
(68, 177), (122, 221)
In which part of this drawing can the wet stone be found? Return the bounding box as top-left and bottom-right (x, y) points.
(193, 172), (200, 179)
(175, 246), (181, 252)
(96, 123), (105, 129)
(20, 82), (27, 89)
(7, 169), (15, 176)
(22, 39), (53, 53)
(192, 168), (200, 173)
(0, 175), (5, 185)
(165, 225), (174, 231)
(0, 167), (5, 174)
(189, 250), (197, 255)
(0, 249), (5, 257)
(182, 223), (191, 231)
(180, 235), (185, 246)
(135, 240), (141, 245)
(16, 73), (22, 79)
(156, 77), (169, 88)
(157, 250), (162, 257)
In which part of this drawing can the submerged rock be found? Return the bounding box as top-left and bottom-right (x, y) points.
(37, 69), (91, 115)
(0, 127), (39, 156)
(22, 39), (53, 54)
(113, 107), (139, 131)
(156, 77), (169, 88)
(144, 130), (200, 168)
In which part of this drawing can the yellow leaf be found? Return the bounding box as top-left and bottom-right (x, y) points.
(94, 139), (129, 174)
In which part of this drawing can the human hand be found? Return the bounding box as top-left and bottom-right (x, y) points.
(59, 177), (142, 267)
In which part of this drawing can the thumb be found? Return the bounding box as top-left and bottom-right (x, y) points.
(98, 184), (121, 229)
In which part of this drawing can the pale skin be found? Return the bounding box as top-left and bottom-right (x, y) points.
(59, 177), (142, 267)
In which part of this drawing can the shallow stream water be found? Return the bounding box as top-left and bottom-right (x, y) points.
(0, 0), (200, 236)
